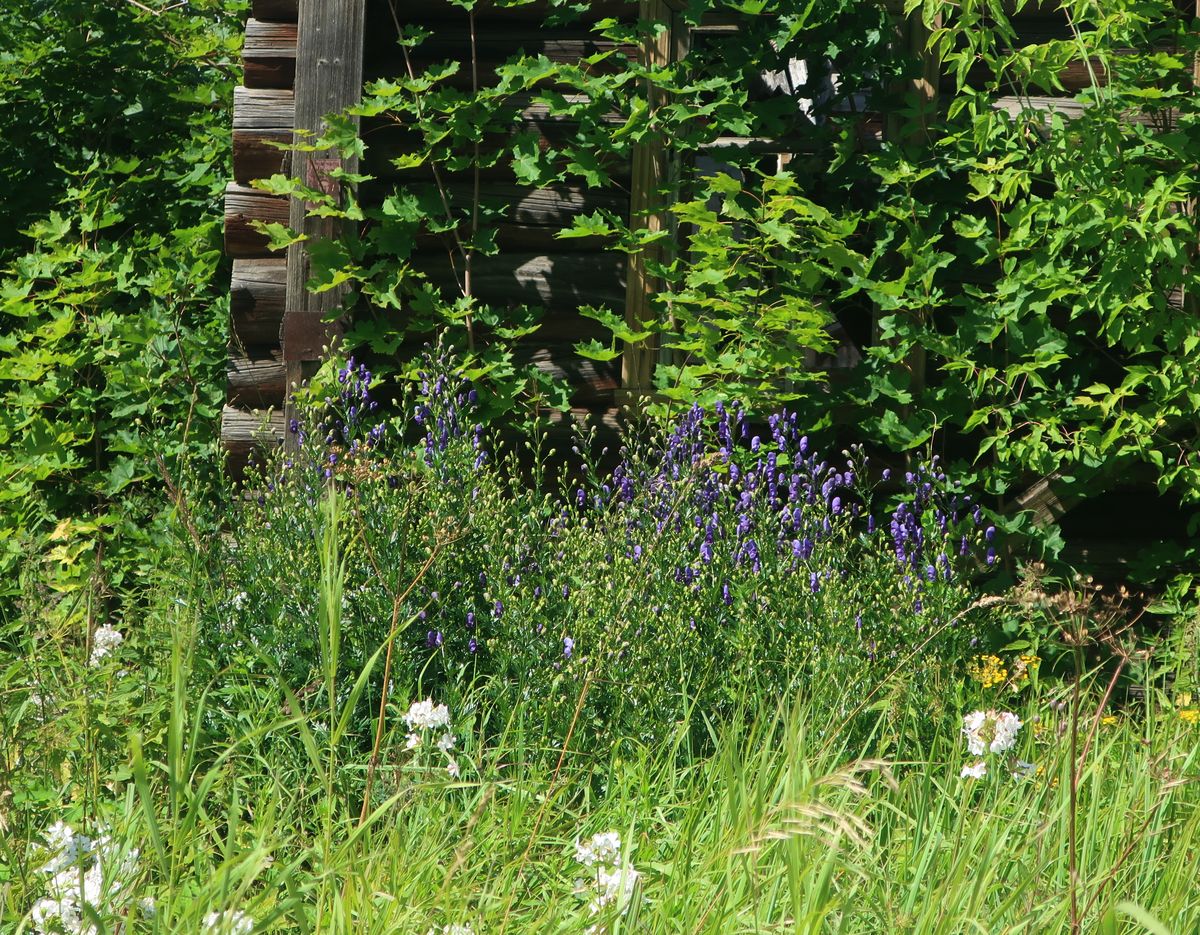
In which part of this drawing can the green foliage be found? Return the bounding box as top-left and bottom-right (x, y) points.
(290, 0), (1200, 590)
(847, 0), (1200, 587)
(0, 0), (243, 612)
(275, 0), (905, 420)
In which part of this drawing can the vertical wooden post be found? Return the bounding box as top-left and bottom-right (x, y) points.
(282, 0), (367, 434)
(881, 8), (941, 407)
(621, 0), (676, 401)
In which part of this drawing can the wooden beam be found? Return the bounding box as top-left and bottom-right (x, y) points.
(621, 0), (674, 400)
(232, 87), (295, 129)
(221, 405), (287, 478)
(282, 0), (367, 425)
(1014, 472), (1077, 527)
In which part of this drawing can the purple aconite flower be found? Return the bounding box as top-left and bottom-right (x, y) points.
(468, 637), (478, 654)
(426, 630), (443, 649)
(563, 636), (574, 658)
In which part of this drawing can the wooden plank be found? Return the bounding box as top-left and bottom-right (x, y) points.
(518, 346), (619, 405)
(233, 87), (295, 129)
(1015, 472), (1078, 527)
(224, 183), (289, 258)
(433, 183), (626, 227)
(252, 0), (298, 22)
(243, 18), (298, 89)
(231, 89), (294, 183)
(283, 0), (368, 414)
(416, 225), (606, 254)
(228, 347), (287, 408)
(231, 259), (286, 345)
(387, 183), (626, 250)
(621, 0), (674, 399)
(991, 96), (1167, 127)
(364, 120), (633, 188)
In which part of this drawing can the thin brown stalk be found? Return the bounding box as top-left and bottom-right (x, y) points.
(356, 525), (458, 826)
(1068, 642), (1083, 935)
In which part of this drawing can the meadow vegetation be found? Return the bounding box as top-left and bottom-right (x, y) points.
(2, 0), (1200, 932)
(4, 353), (1200, 933)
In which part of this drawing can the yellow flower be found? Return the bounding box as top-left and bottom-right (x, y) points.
(967, 654), (1008, 689)
(1179, 708), (1199, 725)
(1100, 715), (1118, 727)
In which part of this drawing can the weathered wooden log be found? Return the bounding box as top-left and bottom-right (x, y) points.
(233, 87), (295, 130)
(415, 252), (627, 315)
(992, 95), (1164, 126)
(227, 347), (287, 408)
(387, 331), (619, 404)
(243, 19), (298, 89)
(221, 405), (286, 478)
(233, 128), (292, 185)
(386, 0), (637, 25)
(231, 259), (287, 345)
(252, 0), (298, 22)
(224, 183), (289, 258)
(361, 100), (633, 186)
(518, 344), (620, 404)
(383, 183), (624, 251)
(364, 32), (636, 87)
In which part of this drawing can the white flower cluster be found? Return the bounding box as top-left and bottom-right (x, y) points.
(31, 820), (138, 934)
(959, 760), (987, 780)
(89, 625), (124, 667)
(574, 831), (621, 868)
(203, 909), (254, 934)
(574, 831), (640, 922)
(403, 698), (451, 730)
(960, 709), (1023, 779)
(403, 698), (459, 777)
(426, 925), (475, 935)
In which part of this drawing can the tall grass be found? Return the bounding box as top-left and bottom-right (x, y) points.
(4, 522), (1199, 933)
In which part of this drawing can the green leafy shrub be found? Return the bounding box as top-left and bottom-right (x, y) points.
(285, 0), (1200, 591)
(0, 0), (244, 615)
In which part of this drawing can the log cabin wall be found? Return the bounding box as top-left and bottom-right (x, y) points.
(223, 0), (298, 471)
